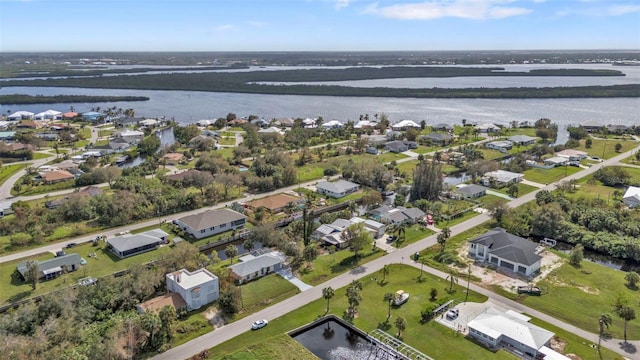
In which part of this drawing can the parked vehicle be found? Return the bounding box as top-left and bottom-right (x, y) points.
(446, 308), (459, 320)
(252, 319), (268, 330)
(426, 215), (434, 225)
(386, 235), (397, 243)
(64, 242), (77, 249)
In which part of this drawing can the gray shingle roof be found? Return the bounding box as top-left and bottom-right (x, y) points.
(469, 228), (541, 266)
(17, 253), (82, 278)
(457, 184), (488, 196)
(229, 254), (282, 277)
(316, 180), (358, 194)
(178, 208), (246, 232)
(107, 230), (167, 253)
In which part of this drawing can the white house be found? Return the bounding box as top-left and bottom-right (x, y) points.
(166, 268), (219, 310)
(7, 111), (34, 121)
(228, 252), (284, 284)
(107, 229), (169, 259)
(321, 120), (343, 129)
(623, 186), (640, 208)
(543, 156), (569, 167)
(354, 120), (377, 129)
(117, 129), (145, 144)
(475, 123), (500, 133)
(391, 120), (421, 131)
(173, 208), (247, 239)
(555, 149), (588, 161)
(34, 110), (62, 121)
(316, 180), (359, 198)
(468, 228), (541, 277)
(485, 140), (513, 152)
(508, 135), (537, 145)
(258, 126), (285, 135)
(467, 307), (558, 359)
(482, 170), (523, 188)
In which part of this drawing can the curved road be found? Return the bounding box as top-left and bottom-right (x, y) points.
(153, 146), (640, 360)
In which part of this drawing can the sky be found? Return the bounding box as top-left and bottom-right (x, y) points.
(1, 0), (639, 52)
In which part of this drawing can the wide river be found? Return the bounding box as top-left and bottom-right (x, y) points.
(1, 64), (639, 144)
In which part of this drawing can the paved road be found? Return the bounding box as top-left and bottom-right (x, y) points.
(0, 175), (339, 264)
(0, 153), (57, 199)
(153, 145), (640, 360)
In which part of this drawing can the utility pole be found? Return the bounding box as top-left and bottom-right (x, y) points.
(465, 263), (471, 303)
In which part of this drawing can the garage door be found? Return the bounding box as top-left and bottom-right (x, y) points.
(499, 260), (514, 271)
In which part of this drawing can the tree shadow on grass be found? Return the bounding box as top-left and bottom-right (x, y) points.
(7, 290), (32, 304)
(377, 321), (392, 331)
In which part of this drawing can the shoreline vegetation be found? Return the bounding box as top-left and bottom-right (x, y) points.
(2, 66), (639, 98)
(0, 94), (150, 105)
(0, 64), (249, 79)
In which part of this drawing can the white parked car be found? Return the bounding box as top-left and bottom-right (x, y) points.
(446, 308), (459, 320)
(252, 319), (268, 330)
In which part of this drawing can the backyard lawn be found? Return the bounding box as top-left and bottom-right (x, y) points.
(218, 137), (236, 146)
(298, 247), (384, 286)
(493, 182), (540, 197)
(370, 151), (409, 164)
(0, 242), (174, 305)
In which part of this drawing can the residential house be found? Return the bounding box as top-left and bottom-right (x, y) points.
(485, 140), (513, 152)
(45, 186), (103, 209)
(384, 141), (409, 153)
(228, 252), (284, 284)
(365, 134), (388, 146)
(422, 133), (453, 146)
(173, 208), (247, 239)
(0, 132), (16, 141)
(468, 227), (541, 276)
(107, 229), (169, 259)
(508, 135), (537, 145)
(482, 170), (523, 188)
(251, 118), (270, 128)
(368, 206), (426, 225)
(82, 112), (103, 122)
(93, 138), (131, 154)
(201, 130), (219, 138)
(34, 110), (62, 121)
(2, 142), (35, 152)
(196, 119), (215, 127)
(543, 156), (568, 167)
(349, 216), (386, 239)
(391, 120), (421, 131)
(114, 116), (145, 127)
(246, 193), (302, 213)
(166, 268), (219, 310)
(0, 201), (13, 217)
(34, 132), (59, 141)
(316, 179), (359, 198)
(274, 118), (295, 127)
(467, 308), (560, 359)
(302, 118), (318, 128)
(476, 123), (501, 133)
(164, 169), (202, 183)
(432, 123), (453, 132)
(555, 149), (588, 161)
(139, 119), (159, 127)
(39, 170), (75, 184)
(365, 146), (379, 155)
(62, 112), (78, 119)
(227, 118), (248, 126)
(17, 120), (41, 129)
(455, 184), (488, 199)
(321, 120), (343, 130)
(580, 120), (605, 132)
(258, 126), (284, 135)
(607, 124), (629, 134)
(354, 120), (377, 129)
(117, 129), (145, 144)
(7, 111), (34, 121)
(162, 152), (185, 165)
(623, 186), (640, 208)
(17, 253), (82, 281)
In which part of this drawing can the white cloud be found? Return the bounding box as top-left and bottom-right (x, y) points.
(607, 4), (640, 15)
(335, 0), (355, 9)
(364, 0), (532, 20)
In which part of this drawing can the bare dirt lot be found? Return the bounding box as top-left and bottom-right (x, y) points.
(458, 247), (564, 293)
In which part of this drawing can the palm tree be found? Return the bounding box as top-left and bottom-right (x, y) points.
(446, 268), (459, 293)
(395, 223), (407, 247)
(383, 293), (395, 320)
(598, 313), (612, 350)
(381, 264), (390, 285)
(322, 287), (334, 314)
(437, 227), (451, 253)
(613, 292), (637, 343)
(394, 316), (407, 338)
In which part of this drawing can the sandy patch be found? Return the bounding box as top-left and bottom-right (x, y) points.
(457, 246), (564, 294)
(204, 308), (226, 329)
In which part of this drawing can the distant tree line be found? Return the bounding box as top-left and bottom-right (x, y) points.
(0, 94), (149, 105)
(4, 67), (638, 99)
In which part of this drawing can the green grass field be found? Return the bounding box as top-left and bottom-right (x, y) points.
(0, 163), (26, 186)
(218, 137), (236, 146)
(298, 248), (384, 286)
(0, 242), (174, 305)
(208, 263), (606, 360)
(371, 151), (409, 164)
(493, 182), (540, 197)
(523, 165), (581, 184)
(575, 138), (638, 160)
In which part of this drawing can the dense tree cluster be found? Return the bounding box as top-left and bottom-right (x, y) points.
(411, 160), (444, 201)
(342, 158), (393, 191)
(0, 242), (206, 359)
